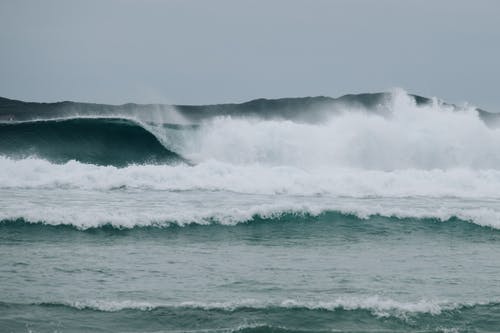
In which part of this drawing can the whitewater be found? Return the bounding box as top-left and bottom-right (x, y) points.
(2, 90), (500, 228)
(1, 89), (500, 332)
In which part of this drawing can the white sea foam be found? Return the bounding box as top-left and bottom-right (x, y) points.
(51, 296), (482, 318)
(2, 90), (500, 230)
(2, 192), (500, 230)
(2, 157), (500, 198)
(177, 89), (500, 170)
(2, 90), (500, 196)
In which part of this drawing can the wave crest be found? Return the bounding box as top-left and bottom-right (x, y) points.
(2, 206), (500, 230)
(31, 296), (478, 317)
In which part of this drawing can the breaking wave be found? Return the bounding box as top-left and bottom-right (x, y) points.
(2, 206), (500, 230)
(1, 89), (500, 169)
(29, 297), (471, 316)
(2, 298), (498, 333)
(2, 90), (500, 230)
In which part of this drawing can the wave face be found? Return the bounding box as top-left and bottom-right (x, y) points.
(0, 117), (187, 166)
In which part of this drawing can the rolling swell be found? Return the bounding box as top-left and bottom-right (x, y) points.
(1, 300), (498, 332)
(0, 118), (186, 166)
(2, 210), (499, 233)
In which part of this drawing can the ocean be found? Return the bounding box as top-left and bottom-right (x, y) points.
(1, 89), (500, 333)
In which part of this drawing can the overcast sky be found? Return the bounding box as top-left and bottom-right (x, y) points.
(1, 0), (499, 110)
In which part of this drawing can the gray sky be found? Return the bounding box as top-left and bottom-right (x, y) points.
(1, 0), (499, 110)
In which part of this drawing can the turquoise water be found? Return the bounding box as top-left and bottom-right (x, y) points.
(1, 91), (500, 332)
(1, 210), (500, 332)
